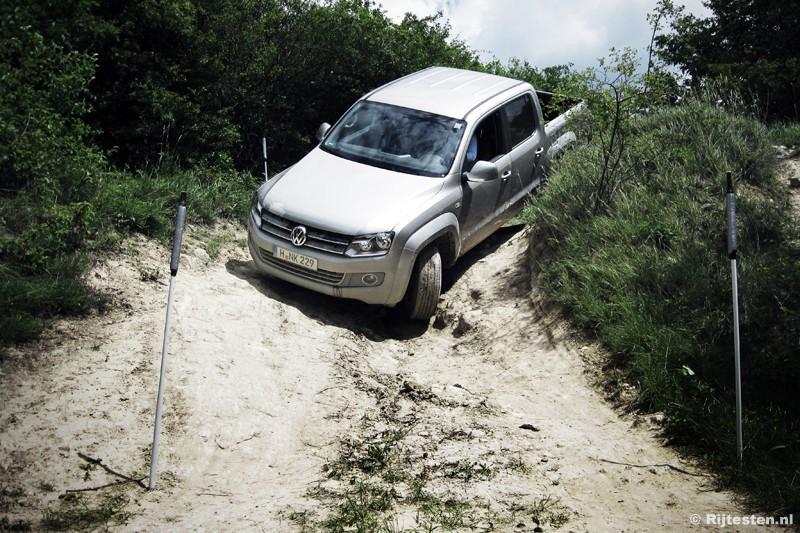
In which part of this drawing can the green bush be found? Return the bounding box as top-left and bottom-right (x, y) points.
(12, 0), (484, 172)
(0, 14), (104, 201)
(526, 100), (800, 511)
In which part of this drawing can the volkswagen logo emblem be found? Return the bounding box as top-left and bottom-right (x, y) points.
(291, 225), (307, 247)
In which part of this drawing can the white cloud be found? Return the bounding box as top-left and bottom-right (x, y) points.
(377, 0), (712, 69)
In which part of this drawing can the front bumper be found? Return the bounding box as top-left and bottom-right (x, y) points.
(246, 212), (410, 306)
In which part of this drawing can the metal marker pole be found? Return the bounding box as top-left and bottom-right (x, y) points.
(725, 171), (743, 468)
(148, 192), (187, 490)
(262, 137), (269, 181)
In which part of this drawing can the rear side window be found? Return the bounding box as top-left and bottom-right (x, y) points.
(503, 94), (535, 147)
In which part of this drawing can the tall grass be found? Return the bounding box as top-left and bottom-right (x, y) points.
(525, 101), (800, 513)
(93, 166), (257, 239)
(767, 122), (800, 147)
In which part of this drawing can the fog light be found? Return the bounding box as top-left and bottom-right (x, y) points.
(361, 273), (379, 286)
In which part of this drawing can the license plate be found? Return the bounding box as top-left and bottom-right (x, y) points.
(275, 246), (318, 271)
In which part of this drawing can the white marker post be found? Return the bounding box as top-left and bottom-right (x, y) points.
(725, 171), (743, 468)
(262, 136), (269, 181)
(148, 192), (187, 490)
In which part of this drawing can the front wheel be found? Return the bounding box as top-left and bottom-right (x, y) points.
(401, 246), (442, 320)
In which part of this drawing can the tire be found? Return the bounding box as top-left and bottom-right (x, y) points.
(401, 246), (442, 320)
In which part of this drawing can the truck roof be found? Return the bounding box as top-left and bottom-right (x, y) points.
(365, 67), (527, 120)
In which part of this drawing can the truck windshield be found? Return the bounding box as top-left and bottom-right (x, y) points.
(320, 101), (466, 177)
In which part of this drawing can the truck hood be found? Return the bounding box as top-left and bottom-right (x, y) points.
(263, 147), (445, 235)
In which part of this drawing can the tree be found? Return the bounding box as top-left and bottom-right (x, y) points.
(655, 0), (800, 121)
(0, 8), (102, 205)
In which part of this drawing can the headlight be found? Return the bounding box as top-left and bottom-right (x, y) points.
(252, 192), (262, 216)
(251, 192), (263, 228)
(345, 232), (394, 257)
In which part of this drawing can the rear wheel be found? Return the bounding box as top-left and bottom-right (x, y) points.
(401, 246), (442, 320)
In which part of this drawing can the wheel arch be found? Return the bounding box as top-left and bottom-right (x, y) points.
(386, 213), (460, 306)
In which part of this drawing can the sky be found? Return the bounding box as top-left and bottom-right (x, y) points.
(376, 0), (711, 70)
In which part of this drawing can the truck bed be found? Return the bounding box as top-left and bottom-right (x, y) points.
(536, 90), (585, 162)
(536, 90), (583, 124)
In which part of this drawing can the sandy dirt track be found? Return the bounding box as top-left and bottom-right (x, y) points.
(1, 224), (745, 531)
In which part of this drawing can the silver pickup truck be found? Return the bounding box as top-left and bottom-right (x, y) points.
(248, 66), (582, 319)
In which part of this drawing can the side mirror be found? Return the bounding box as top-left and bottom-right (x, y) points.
(463, 160), (499, 182)
(316, 122), (331, 142)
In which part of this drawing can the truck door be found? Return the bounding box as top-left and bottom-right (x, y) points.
(501, 93), (545, 209)
(459, 107), (512, 252)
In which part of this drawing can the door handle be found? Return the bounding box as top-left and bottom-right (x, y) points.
(501, 170), (512, 180)
(534, 146), (544, 164)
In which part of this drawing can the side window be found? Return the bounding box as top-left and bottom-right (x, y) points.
(463, 109), (505, 172)
(503, 94), (535, 148)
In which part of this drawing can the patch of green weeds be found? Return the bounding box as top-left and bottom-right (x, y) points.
(41, 492), (130, 531)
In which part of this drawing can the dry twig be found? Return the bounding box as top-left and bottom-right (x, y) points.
(597, 457), (706, 477)
(70, 453), (147, 491)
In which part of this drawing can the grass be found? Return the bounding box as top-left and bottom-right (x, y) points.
(92, 166), (256, 239)
(41, 492), (130, 531)
(0, 258), (104, 345)
(288, 384), (570, 532)
(0, 164), (258, 353)
(524, 100), (800, 514)
(320, 481), (398, 533)
(511, 496), (571, 530)
(767, 122), (800, 146)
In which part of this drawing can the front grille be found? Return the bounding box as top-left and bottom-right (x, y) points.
(260, 212), (351, 255)
(259, 247), (345, 285)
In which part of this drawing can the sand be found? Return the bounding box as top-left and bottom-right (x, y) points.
(1, 222), (744, 531)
